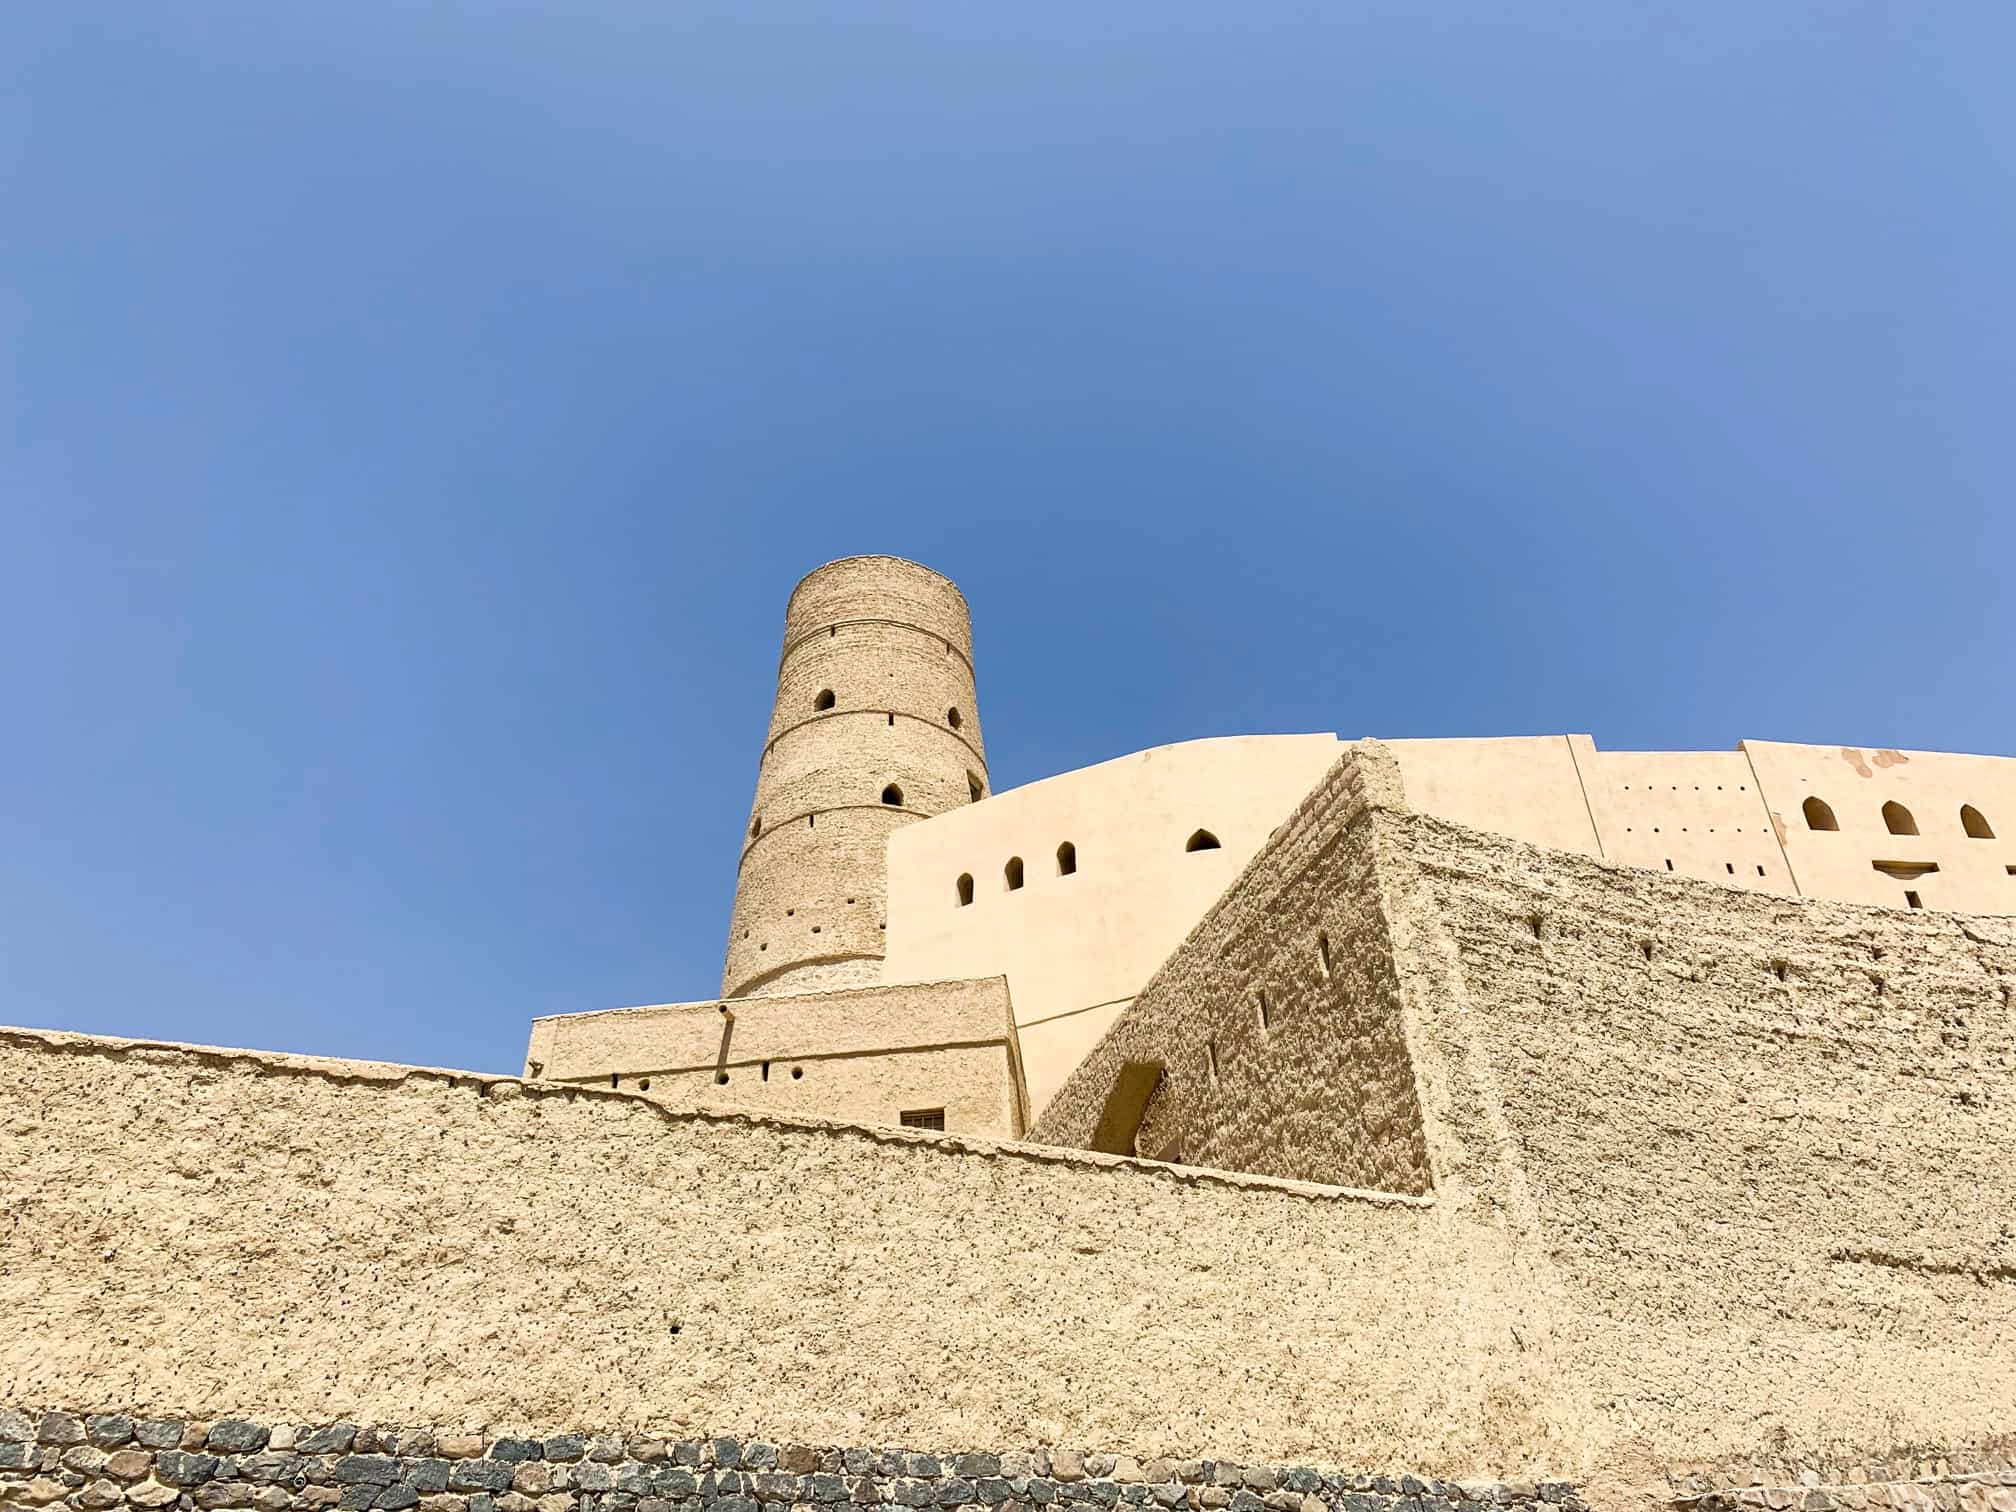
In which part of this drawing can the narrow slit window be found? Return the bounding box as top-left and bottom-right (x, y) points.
(967, 771), (984, 803)
(1056, 841), (1077, 876)
(1904, 891), (1923, 909)
(1255, 991), (1270, 1032)
(1185, 829), (1221, 852)
(1317, 932), (1332, 978)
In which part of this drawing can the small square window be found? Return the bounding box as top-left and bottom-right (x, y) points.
(899, 1108), (946, 1131)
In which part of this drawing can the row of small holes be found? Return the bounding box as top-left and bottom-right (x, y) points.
(809, 688), (965, 733)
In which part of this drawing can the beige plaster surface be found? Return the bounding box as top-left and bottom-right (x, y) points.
(1744, 739), (2016, 912)
(525, 976), (1026, 1137)
(881, 733), (1345, 1114)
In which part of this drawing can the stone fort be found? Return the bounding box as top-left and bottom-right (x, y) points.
(5, 555), (2013, 1512)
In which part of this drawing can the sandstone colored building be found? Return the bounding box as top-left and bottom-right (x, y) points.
(6, 554), (2014, 1512)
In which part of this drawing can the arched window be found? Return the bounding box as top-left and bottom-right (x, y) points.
(1961, 804), (1995, 839)
(1004, 857), (1024, 891)
(1882, 800), (1918, 836)
(946, 706), (963, 730)
(1801, 797), (1838, 832)
(1185, 829), (1221, 852)
(881, 783), (904, 807)
(955, 873), (974, 907)
(967, 771), (984, 804)
(1056, 841), (1077, 876)
(813, 688), (836, 711)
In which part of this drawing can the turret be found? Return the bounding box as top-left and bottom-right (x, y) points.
(722, 556), (987, 998)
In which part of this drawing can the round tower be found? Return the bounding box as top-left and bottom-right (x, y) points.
(722, 556), (987, 999)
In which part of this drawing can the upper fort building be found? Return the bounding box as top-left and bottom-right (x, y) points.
(527, 554), (2016, 1133)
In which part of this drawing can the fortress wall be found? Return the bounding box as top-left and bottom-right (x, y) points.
(1031, 745), (1431, 1196)
(0, 1027), (1591, 1486)
(524, 977), (1025, 1137)
(882, 735), (1345, 1115)
(1391, 806), (2016, 1480)
(1743, 740), (2016, 911)
(1034, 747), (2016, 1497)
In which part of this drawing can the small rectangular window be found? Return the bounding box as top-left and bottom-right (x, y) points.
(1904, 891), (1923, 909)
(899, 1108), (946, 1131)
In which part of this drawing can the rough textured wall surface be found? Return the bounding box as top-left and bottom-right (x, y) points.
(5, 1027), (1609, 1490)
(1390, 807), (2016, 1495)
(524, 978), (1026, 1138)
(1032, 746), (2016, 1506)
(724, 558), (985, 999)
(1031, 745), (1430, 1195)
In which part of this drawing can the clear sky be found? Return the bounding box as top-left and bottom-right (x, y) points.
(4, 5), (2010, 1075)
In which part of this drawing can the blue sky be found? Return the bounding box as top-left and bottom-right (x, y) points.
(4, 5), (2010, 1074)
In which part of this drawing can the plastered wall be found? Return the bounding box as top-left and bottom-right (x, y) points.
(524, 977), (1026, 1137)
(881, 735), (1345, 1115)
(1032, 746), (1431, 1195)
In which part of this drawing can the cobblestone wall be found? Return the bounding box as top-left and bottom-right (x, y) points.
(0, 1416), (1585, 1512)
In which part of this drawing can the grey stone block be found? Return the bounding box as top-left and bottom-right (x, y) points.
(209, 1428), (268, 1456)
(448, 1464), (513, 1495)
(332, 1461), (400, 1488)
(294, 1432), (358, 1459)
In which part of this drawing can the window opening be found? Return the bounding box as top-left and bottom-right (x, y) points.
(1256, 991), (1270, 1032)
(1056, 841), (1077, 876)
(1004, 856), (1024, 891)
(1905, 891), (1923, 909)
(1802, 797), (1838, 831)
(1882, 801), (1918, 836)
(947, 706), (963, 730)
(881, 783), (903, 806)
(1961, 805), (1995, 839)
(968, 771), (984, 803)
(955, 873), (974, 907)
(1185, 829), (1221, 852)
(814, 689), (835, 711)
(1318, 933), (1332, 978)
(899, 1108), (946, 1131)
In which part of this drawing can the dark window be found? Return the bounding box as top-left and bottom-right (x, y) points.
(1056, 841), (1077, 876)
(899, 1108), (946, 1131)
(1904, 891), (1923, 909)
(967, 771), (984, 803)
(1882, 801), (1918, 836)
(814, 688), (835, 711)
(1004, 856), (1024, 891)
(1961, 804), (1995, 839)
(1802, 797), (1837, 831)
(947, 706), (963, 730)
(881, 783), (904, 806)
(1185, 829), (1221, 852)
(955, 873), (974, 907)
